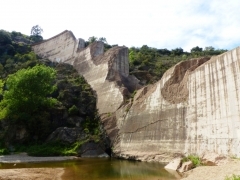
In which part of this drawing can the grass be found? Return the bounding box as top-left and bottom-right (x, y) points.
(225, 174), (240, 180)
(14, 140), (89, 157)
(182, 155), (201, 168)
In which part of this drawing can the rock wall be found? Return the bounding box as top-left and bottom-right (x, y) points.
(33, 31), (240, 162)
(32, 30), (140, 115)
(114, 48), (240, 161)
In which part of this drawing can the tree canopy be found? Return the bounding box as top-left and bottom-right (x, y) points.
(30, 25), (43, 36)
(0, 64), (58, 120)
(30, 25), (43, 43)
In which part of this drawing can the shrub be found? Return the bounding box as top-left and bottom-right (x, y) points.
(182, 155), (201, 168)
(68, 105), (79, 116)
(0, 148), (9, 155)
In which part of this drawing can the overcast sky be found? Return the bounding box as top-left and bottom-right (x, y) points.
(1, 0), (240, 51)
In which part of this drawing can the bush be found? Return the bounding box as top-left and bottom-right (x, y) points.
(68, 105), (79, 116)
(182, 155), (201, 168)
(15, 140), (88, 156)
(0, 148), (9, 155)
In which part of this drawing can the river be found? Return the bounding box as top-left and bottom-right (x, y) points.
(0, 158), (180, 180)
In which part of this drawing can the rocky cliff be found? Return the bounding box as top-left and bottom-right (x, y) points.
(33, 31), (240, 161)
(32, 31), (141, 115)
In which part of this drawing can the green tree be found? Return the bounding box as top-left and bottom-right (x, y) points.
(0, 30), (12, 45)
(30, 25), (43, 43)
(88, 36), (98, 43)
(98, 37), (107, 43)
(0, 79), (3, 95)
(31, 25), (43, 36)
(204, 46), (215, 52)
(191, 46), (203, 53)
(0, 64), (58, 120)
(171, 48), (184, 56)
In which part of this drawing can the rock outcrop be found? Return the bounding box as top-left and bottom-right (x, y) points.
(114, 48), (240, 162)
(32, 30), (141, 115)
(33, 30), (240, 162)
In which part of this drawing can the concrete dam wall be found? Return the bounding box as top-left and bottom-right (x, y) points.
(32, 30), (240, 161)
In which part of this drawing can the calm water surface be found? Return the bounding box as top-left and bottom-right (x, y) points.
(0, 158), (180, 180)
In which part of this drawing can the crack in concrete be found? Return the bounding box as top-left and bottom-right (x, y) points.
(122, 118), (168, 134)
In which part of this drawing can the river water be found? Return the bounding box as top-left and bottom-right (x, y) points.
(0, 158), (180, 180)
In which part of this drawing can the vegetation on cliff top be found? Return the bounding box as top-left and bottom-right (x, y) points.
(127, 45), (227, 84)
(86, 35), (227, 84)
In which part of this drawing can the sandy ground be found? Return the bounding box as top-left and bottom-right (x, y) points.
(0, 168), (64, 180)
(181, 159), (240, 180)
(0, 153), (79, 180)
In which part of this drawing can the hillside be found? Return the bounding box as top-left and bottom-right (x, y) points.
(0, 30), (107, 156)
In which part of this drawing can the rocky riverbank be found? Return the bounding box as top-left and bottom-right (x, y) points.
(182, 159), (240, 180)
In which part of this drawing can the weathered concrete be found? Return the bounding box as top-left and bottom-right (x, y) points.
(114, 48), (240, 161)
(178, 161), (193, 173)
(33, 30), (240, 162)
(164, 157), (182, 170)
(32, 30), (141, 115)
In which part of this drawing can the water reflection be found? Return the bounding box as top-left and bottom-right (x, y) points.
(62, 158), (178, 180)
(0, 158), (179, 180)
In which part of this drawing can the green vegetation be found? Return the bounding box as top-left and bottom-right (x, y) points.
(0, 148), (9, 155)
(0, 30), (102, 155)
(182, 155), (201, 168)
(14, 140), (88, 156)
(84, 37), (227, 84)
(128, 45), (227, 84)
(68, 105), (79, 116)
(225, 174), (240, 180)
(30, 25), (43, 43)
(0, 65), (58, 120)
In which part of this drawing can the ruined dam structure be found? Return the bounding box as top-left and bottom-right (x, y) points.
(33, 30), (240, 162)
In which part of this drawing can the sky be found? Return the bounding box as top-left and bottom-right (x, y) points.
(1, 0), (240, 52)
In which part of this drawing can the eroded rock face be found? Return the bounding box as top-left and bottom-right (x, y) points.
(33, 31), (240, 162)
(114, 47), (240, 161)
(32, 31), (141, 115)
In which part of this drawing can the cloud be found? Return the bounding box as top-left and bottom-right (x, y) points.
(1, 0), (240, 51)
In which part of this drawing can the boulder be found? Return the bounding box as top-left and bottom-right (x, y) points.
(46, 127), (86, 144)
(201, 152), (228, 166)
(66, 117), (84, 127)
(177, 161), (193, 173)
(164, 157), (182, 170)
(78, 141), (109, 157)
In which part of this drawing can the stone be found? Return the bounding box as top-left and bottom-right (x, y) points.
(66, 117), (84, 127)
(201, 152), (228, 166)
(164, 158), (182, 171)
(46, 127), (86, 144)
(177, 161), (193, 173)
(78, 141), (109, 157)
